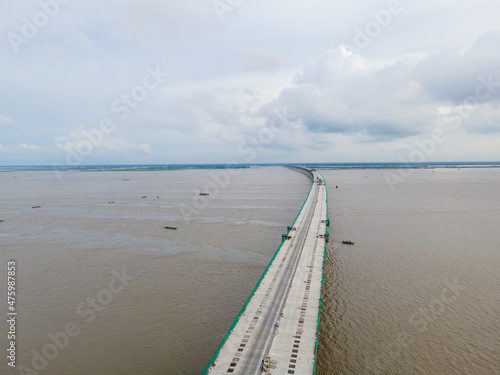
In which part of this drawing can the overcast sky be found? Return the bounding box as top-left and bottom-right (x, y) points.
(1, 0), (500, 166)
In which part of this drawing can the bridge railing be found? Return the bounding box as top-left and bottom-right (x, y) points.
(286, 166), (314, 180)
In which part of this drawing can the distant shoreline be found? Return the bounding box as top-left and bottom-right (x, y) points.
(1, 162), (500, 173)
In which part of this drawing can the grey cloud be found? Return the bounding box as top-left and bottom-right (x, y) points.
(2, 0), (500, 164)
(106, 0), (221, 41)
(260, 47), (433, 140)
(239, 47), (283, 72)
(412, 28), (500, 104)
(254, 29), (500, 142)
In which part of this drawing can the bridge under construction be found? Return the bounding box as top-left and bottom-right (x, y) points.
(203, 168), (329, 375)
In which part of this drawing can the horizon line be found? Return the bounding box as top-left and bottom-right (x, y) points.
(2, 161), (500, 168)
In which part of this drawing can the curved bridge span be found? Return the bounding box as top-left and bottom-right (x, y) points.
(204, 168), (329, 375)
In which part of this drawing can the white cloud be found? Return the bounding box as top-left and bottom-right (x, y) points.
(0, 114), (13, 125)
(55, 126), (152, 155)
(2, 1), (500, 164)
(253, 29), (500, 146)
(256, 46), (433, 141)
(19, 143), (39, 150)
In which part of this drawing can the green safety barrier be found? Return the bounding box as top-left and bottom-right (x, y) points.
(313, 171), (328, 375)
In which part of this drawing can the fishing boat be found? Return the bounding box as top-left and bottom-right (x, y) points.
(32, 206), (41, 209)
(199, 193), (209, 196)
(342, 240), (354, 245)
(164, 226), (177, 230)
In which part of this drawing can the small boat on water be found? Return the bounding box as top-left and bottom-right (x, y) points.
(32, 206), (41, 209)
(0, 220), (4, 222)
(141, 196), (147, 198)
(108, 201), (115, 204)
(342, 240), (355, 245)
(199, 193), (209, 196)
(164, 226), (177, 230)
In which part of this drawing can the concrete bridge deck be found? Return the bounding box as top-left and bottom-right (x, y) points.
(204, 169), (328, 375)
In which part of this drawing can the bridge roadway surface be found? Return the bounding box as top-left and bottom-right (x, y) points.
(205, 170), (328, 375)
